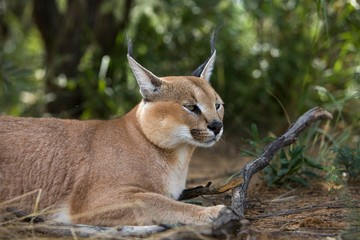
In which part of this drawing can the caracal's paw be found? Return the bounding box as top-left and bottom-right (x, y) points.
(198, 204), (226, 224)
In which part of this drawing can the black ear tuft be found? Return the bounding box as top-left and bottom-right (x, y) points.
(192, 28), (218, 77)
(127, 33), (134, 57)
(210, 27), (218, 55)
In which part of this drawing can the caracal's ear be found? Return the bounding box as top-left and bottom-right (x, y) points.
(127, 38), (162, 100)
(192, 30), (217, 82)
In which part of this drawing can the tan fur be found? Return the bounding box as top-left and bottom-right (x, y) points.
(0, 53), (225, 226)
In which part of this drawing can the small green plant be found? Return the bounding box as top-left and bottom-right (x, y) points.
(241, 123), (275, 157)
(333, 143), (360, 184)
(242, 124), (324, 187)
(263, 146), (323, 187)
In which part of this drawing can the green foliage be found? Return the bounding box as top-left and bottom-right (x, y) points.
(0, 0), (358, 133)
(263, 146), (323, 187)
(242, 124), (324, 187)
(333, 143), (360, 184)
(241, 123), (275, 157)
(0, 56), (41, 116)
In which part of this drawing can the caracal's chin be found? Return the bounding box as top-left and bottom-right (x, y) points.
(186, 129), (223, 148)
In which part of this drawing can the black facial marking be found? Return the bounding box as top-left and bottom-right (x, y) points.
(190, 129), (202, 140)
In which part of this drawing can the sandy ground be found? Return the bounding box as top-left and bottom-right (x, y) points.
(188, 141), (360, 239)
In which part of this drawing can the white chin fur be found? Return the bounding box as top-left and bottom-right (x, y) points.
(162, 126), (223, 148)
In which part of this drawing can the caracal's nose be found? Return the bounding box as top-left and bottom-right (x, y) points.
(207, 120), (223, 135)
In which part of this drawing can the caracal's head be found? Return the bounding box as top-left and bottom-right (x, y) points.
(127, 36), (224, 149)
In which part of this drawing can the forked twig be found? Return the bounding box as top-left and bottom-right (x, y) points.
(229, 107), (332, 217)
(182, 107), (332, 233)
(181, 108), (332, 203)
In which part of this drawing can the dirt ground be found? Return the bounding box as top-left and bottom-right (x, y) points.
(188, 140), (360, 239)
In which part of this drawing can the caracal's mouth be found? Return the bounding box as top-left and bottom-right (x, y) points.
(190, 128), (223, 148)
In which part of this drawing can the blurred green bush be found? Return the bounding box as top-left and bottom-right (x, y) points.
(0, 0), (358, 136)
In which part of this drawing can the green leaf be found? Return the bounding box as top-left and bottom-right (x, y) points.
(251, 123), (259, 141)
(304, 158), (324, 170)
(302, 170), (321, 179)
(290, 176), (309, 187)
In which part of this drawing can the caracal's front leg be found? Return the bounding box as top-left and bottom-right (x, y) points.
(71, 191), (225, 226)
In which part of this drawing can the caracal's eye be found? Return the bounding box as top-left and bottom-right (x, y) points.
(184, 104), (201, 114)
(215, 103), (221, 110)
(184, 104), (195, 111)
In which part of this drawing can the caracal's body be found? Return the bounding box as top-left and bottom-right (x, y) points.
(0, 37), (225, 226)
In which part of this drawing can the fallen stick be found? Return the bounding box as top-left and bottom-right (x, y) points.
(6, 207), (45, 223)
(5, 207), (168, 238)
(4, 223), (168, 238)
(230, 107), (332, 216)
(180, 107), (332, 203)
(189, 107), (332, 234)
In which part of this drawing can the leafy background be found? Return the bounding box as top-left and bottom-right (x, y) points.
(1, 0), (358, 126)
(0, 0), (359, 173)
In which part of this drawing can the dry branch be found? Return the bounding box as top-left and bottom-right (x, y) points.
(180, 107), (332, 203)
(229, 107), (332, 217)
(6, 207), (45, 223)
(187, 107), (332, 234)
(5, 207), (168, 238)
